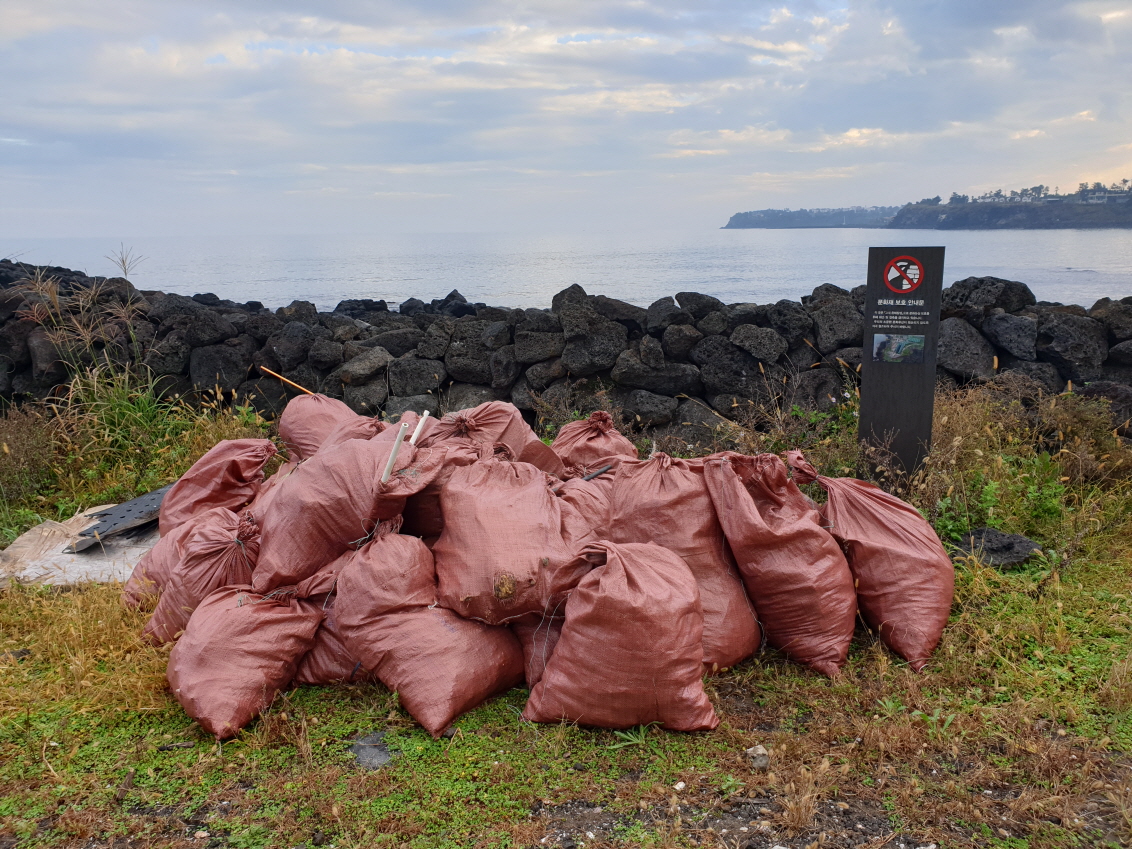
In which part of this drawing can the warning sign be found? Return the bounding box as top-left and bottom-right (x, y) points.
(883, 255), (925, 294)
(861, 246), (944, 473)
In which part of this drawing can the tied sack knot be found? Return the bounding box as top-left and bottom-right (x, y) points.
(586, 410), (615, 433)
(449, 412), (477, 438)
(784, 449), (820, 485)
(237, 511), (260, 543)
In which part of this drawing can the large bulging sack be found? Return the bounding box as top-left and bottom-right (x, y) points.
(320, 416), (388, 451)
(420, 401), (565, 478)
(432, 458), (574, 624)
(277, 394), (362, 462)
(167, 585), (322, 738)
(551, 411), (638, 475)
(335, 528), (524, 737)
(120, 519), (199, 609)
(785, 451), (955, 671)
(555, 474), (613, 549)
(143, 508), (260, 645)
(705, 452), (856, 677)
(293, 597), (377, 686)
(400, 437), (488, 539)
(510, 614), (564, 689)
(246, 459), (299, 518)
(607, 453), (760, 670)
(158, 439), (276, 536)
(252, 439), (446, 592)
(523, 541), (719, 731)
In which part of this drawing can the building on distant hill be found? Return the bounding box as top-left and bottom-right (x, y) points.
(725, 179), (1132, 230)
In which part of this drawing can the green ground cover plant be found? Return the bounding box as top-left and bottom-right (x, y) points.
(2, 368), (1132, 848)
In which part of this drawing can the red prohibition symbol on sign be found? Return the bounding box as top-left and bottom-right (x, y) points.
(883, 255), (925, 294)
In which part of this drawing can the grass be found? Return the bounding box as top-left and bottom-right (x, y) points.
(0, 367), (269, 545)
(2, 368), (1132, 847)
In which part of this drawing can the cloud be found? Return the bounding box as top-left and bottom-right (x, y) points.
(0, 0), (1129, 236)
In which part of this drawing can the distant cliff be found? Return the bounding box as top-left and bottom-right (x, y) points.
(888, 200), (1132, 229)
(725, 197), (1132, 230)
(723, 206), (900, 229)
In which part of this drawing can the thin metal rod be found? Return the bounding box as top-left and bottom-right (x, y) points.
(581, 463), (614, 481)
(380, 423), (411, 484)
(551, 463), (615, 495)
(258, 366), (314, 395)
(409, 410), (431, 445)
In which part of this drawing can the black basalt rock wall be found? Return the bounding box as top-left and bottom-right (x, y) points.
(2, 260), (1131, 439)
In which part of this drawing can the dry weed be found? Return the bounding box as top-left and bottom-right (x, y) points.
(0, 405), (54, 502)
(1099, 654), (1132, 714)
(0, 583), (168, 714)
(1105, 781), (1132, 843)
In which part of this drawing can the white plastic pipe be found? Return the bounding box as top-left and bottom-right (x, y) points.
(380, 422), (411, 484)
(409, 410), (431, 445)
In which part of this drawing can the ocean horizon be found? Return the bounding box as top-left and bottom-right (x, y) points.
(4, 227), (1130, 311)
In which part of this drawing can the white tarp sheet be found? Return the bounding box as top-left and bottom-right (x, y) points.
(0, 506), (158, 588)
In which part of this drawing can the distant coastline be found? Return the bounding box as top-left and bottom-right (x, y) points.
(725, 182), (1132, 230)
(722, 207), (900, 229)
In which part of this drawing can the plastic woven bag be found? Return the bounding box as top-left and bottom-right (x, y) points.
(400, 437), (489, 539)
(511, 614), (564, 689)
(551, 411), (637, 474)
(432, 457), (574, 624)
(420, 401), (565, 478)
(278, 394), (360, 461)
(555, 474), (613, 549)
(523, 541), (719, 731)
(253, 439), (446, 592)
(335, 526), (524, 737)
(143, 508), (260, 645)
(167, 585), (322, 738)
(121, 519), (198, 608)
(159, 439), (276, 535)
(293, 597), (376, 686)
(607, 453), (760, 670)
(320, 416), (388, 451)
(705, 452), (855, 677)
(785, 450), (954, 671)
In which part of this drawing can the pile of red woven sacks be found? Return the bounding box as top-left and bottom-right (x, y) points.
(123, 396), (954, 739)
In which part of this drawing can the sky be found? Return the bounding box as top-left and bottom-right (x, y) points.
(2, 0), (1131, 238)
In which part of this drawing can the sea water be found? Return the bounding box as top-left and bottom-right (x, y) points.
(5, 228), (1131, 312)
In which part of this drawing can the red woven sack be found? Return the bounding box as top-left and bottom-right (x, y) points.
(293, 597), (377, 686)
(143, 508), (260, 645)
(320, 416), (387, 451)
(167, 585), (322, 738)
(785, 451), (954, 671)
(289, 559), (376, 685)
(335, 528), (524, 737)
(432, 458), (574, 624)
(555, 474), (613, 549)
(511, 614), (564, 689)
(705, 452), (856, 677)
(551, 411), (638, 475)
(159, 439), (276, 535)
(121, 520), (199, 608)
(252, 439), (446, 592)
(246, 459), (299, 519)
(420, 401), (565, 478)
(400, 437), (486, 539)
(607, 454), (760, 670)
(523, 541), (719, 731)
(278, 394), (360, 461)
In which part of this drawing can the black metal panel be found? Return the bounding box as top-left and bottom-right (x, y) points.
(858, 246), (945, 474)
(66, 483), (175, 553)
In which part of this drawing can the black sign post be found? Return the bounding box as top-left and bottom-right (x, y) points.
(858, 246), (945, 474)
